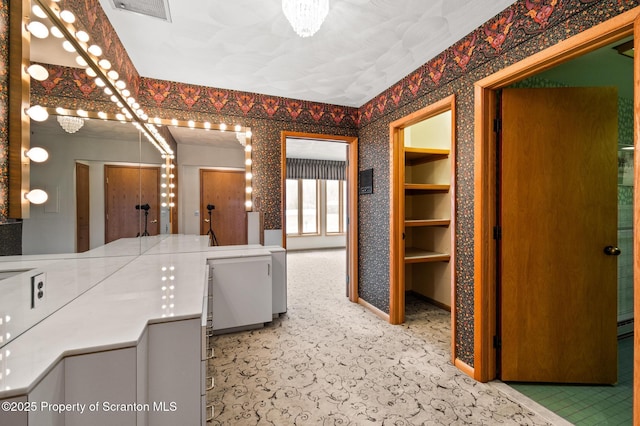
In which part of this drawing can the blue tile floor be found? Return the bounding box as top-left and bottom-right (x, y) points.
(508, 336), (633, 425)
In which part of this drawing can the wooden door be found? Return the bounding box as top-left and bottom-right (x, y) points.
(200, 169), (246, 246)
(105, 165), (161, 243)
(76, 163), (90, 252)
(500, 87), (618, 384)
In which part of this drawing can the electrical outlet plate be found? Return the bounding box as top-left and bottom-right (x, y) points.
(31, 273), (46, 309)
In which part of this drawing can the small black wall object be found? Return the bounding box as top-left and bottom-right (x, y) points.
(359, 168), (373, 195)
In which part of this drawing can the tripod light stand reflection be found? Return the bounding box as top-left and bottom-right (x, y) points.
(205, 204), (219, 246)
(135, 203), (154, 237)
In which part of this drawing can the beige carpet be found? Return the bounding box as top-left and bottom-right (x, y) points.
(207, 249), (563, 425)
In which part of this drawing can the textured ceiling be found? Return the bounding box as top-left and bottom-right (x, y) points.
(96, 0), (515, 107)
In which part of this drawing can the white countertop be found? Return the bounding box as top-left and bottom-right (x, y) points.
(0, 235), (276, 398)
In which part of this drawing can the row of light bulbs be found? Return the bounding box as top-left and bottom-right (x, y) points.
(27, 0), (173, 156)
(0, 315), (11, 387)
(25, 0), (254, 210)
(161, 265), (176, 318)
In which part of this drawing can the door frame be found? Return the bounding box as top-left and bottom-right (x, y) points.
(280, 131), (359, 303)
(388, 95), (457, 364)
(473, 2), (639, 400)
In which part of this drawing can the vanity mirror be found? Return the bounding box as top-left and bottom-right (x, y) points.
(23, 114), (251, 255)
(7, 0), (254, 256)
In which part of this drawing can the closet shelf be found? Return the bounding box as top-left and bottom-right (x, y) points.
(405, 183), (450, 194)
(405, 219), (450, 227)
(404, 147), (450, 166)
(404, 247), (451, 264)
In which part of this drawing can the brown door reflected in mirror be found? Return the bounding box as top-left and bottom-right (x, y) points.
(200, 169), (247, 246)
(105, 165), (161, 243)
(76, 163), (90, 253)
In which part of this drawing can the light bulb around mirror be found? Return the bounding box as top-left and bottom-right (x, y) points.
(50, 26), (63, 38)
(98, 59), (112, 70)
(25, 147), (49, 163)
(75, 30), (89, 42)
(26, 64), (49, 81)
(88, 45), (103, 57)
(59, 10), (76, 23)
(26, 21), (49, 39)
(32, 5), (47, 18)
(25, 189), (48, 204)
(26, 105), (48, 122)
(62, 40), (76, 53)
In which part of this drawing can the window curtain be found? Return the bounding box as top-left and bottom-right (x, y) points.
(286, 158), (346, 180)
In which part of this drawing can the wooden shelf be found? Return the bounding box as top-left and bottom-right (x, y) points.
(404, 147), (449, 166)
(404, 247), (450, 263)
(405, 183), (450, 194)
(405, 219), (450, 227)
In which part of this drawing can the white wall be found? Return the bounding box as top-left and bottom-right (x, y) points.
(27, 125), (161, 254)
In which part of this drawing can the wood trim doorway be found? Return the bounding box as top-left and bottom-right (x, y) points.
(280, 131), (359, 304)
(472, 3), (640, 408)
(388, 94), (457, 366)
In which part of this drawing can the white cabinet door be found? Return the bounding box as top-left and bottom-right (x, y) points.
(210, 255), (272, 332)
(148, 318), (201, 426)
(29, 360), (65, 426)
(64, 347), (136, 426)
(0, 396), (28, 426)
(269, 248), (287, 315)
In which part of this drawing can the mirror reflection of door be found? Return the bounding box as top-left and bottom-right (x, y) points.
(105, 165), (161, 243)
(75, 162), (90, 253)
(200, 169), (247, 246)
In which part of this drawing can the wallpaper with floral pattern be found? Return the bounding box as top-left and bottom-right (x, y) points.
(2, 0), (639, 366)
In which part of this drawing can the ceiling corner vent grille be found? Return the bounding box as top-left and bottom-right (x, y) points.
(108, 0), (172, 22)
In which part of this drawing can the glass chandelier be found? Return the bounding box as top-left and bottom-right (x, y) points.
(57, 115), (85, 133)
(282, 0), (329, 38)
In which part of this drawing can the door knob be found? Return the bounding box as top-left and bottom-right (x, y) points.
(604, 246), (621, 256)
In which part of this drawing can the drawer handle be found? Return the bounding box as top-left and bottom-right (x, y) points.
(206, 404), (214, 422)
(206, 376), (214, 391)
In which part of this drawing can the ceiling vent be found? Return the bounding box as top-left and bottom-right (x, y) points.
(108, 0), (172, 22)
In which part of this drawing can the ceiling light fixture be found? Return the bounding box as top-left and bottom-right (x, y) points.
(57, 115), (85, 133)
(282, 0), (329, 38)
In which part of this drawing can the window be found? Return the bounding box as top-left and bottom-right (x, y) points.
(286, 179), (347, 237)
(286, 179), (319, 235)
(326, 180), (346, 234)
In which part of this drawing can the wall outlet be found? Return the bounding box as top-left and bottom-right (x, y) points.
(31, 273), (46, 309)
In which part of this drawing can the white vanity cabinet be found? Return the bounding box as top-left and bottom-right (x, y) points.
(147, 318), (202, 426)
(65, 348), (137, 426)
(208, 254), (272, 333)
(266, 246), (287, 316)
